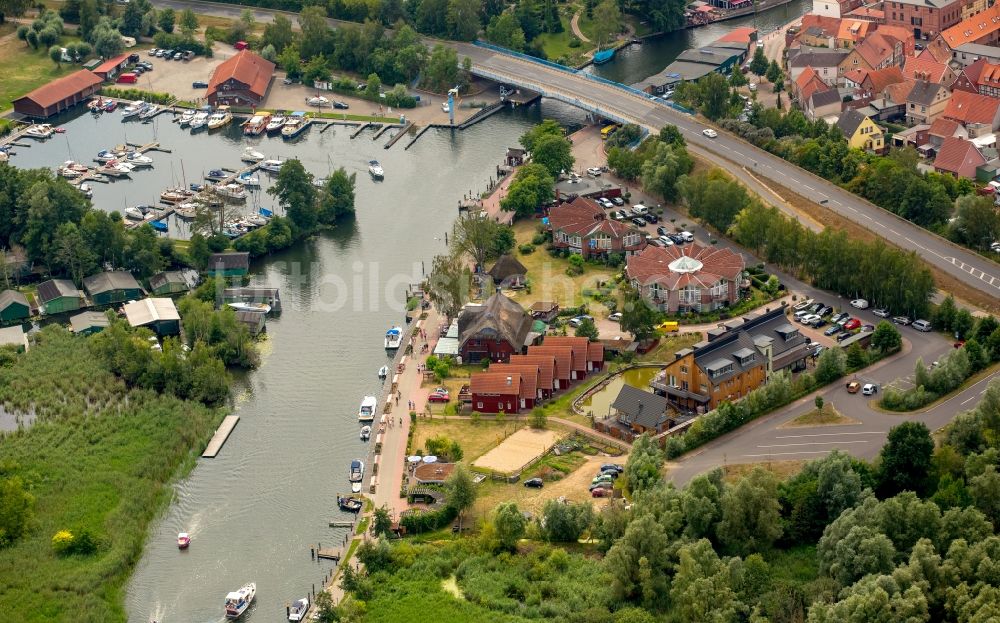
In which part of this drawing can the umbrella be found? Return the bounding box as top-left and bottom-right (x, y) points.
(423, 455), (438, 463)
(407, 456), (422, 463)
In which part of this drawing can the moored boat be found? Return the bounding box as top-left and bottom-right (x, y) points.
(259, 158), (285, 172)
(288, 597), (310, 621)
(125, 206), (145, 220)
(368, 159), (384, 179)
(338, 495), (363, 512)
(24, 124), (54, 139)
(178, 110), (196, 126)
(240, 147), (265, 163)
(592, 48), (615, 64)
(227, 301), (271, 314)
(265, 113), (287, 134)
(120, 100), (145, 118)
(378, 365), (388, 379)
(237, 171), (260, 187)
(190, 109), (211, 130)
(243, 112), (271, 135)
(103, 100), (118, 112)
(384, 326), (402, 350)
(349, 459), (365, 483)
(125, 152), (153, 167)
(77, 183), (93, 198)
(160, 187), (194, 204)
(139, 104), (159, 120)
(358, 395), (377, 422)
(214, 182), (247, 201)
(207, 105), (233, 130)
(281, 112), (311, 139)
(224, 583), (256, 619)
(360, 425), (371, 441)
(95, 149), (124, 163)
(177, 532), (190, 549)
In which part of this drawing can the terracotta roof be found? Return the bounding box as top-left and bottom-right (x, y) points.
(843, 68), (868, 85)
(458, 293), (533, 351)
(837, 19), (871, 43)
(626, 243), (745, 291)
(940, 3), (1000, 49)
(800, 14), (842, 38)
(977, 61), (1000, 89)
(548, 197), (640, 241)
(14, 70), (102, 109)
(903, 55), (950, 83)
(542, 336), (590, 370)
(92, 53), (129, 75)
(487, 364), (539, 400)
(929, 117), (961, 138)
(207, 50), (275, 99)
(509, 354), (556, 390)
(918, 42), (951, 64)
(883, 79), (915, 104)
(866, 66), (905, 92)
(526, 345), (573, 381)
(942, 90), (1000, 125)
(845, 6), (883, 19)
(470, 371), (521, 395)
(588, 341), (605, 363)
(933, 137), (987, 175)
(874, 25), (914, 50)
(853, 33), (897, 68)
(716, 26), (757, 43)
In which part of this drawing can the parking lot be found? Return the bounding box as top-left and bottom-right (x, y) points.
(127, 46), (230, 104)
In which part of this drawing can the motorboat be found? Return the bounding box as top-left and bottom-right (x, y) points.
(160, 188), (194, 204)
(351, 482), (362, 494)
(206, 169), (227, 180)
(190, 110), (211, 130)
(178, 109), (196, 126)
(265, 113), (287, 134)
(240, 147), (265, 163)
(227, 301), (271, 314)
(89, 98), (103, 112)
(384, 326), (402, 350)
(224, 583), (256, 619)
(139, 104), (159, 120)
(95, 149), (124, 163)
(368, 159), (384, 179)
(237, 171), (259, 187)
(207, 106), (233, 130)
(360, 425), (371, 441)
(288, 597), (310, 621)
(125, 206), (145, 220)
(243, 112), (271, 135)
(100, 161), (133, 177)
(349, 459), (365, 483)
(214, 182), (247, 201)
(125, 152), (153, 167)
(281, 112), (311, 139)
(77, 183), (93, 198)
(189, 182), (206, 192)
(338, 495), (363, 512)
(24, 124), (54, 139)
(248, 214), (268, 226)
(58, 161), (88, 178)
(259, 158), (285, 173)
(358, 395), (377, 422)
(120, 100), (145, 118)
(378, 365), (388, 379)
(177, 532), (190, 549)
(103, 100), (118, 113)
(305, 95), (330, 107)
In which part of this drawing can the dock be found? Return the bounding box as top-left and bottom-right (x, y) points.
(328, 520), (354, 528)
(403, 124), (432, 150)
(385, 121), (414, 149)
(202, 415), (240, 458)
(316, 547), (341, 561)
(350, 122), (372, 138)
(372, 124), (393, 140)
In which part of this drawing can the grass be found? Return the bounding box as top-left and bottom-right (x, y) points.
(411, 418), (527, 464)
(0, 328), (221, 622)
(356, 517), (370, 535)
(766, 544), (820, 585)
(780, 404), (859, 428)
(315, 111), (401, 124)
(720, 460), (808, 484)
(634, 333), (702, 363)
(0, 30), (84, 113)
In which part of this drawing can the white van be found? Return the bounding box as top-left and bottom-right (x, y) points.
(631, 204), (648, 215)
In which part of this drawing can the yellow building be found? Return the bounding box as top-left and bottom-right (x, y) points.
(836, 108), (884, 152)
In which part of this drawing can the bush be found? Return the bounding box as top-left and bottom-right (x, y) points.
(400, 504), (458, 534)
(531, 233), (547, 245)
(518, 243), (535, 255)
(100, 88), (175, 105)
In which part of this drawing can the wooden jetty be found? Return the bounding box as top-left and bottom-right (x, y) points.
(316, 547), (342, 561)
(403, 124), (431, 150)
(350, 122), (372, 138)
(329, 520), (354, 528)
(384, 121), (413, 149)
(202, 415), (240, 458)
(372, 124), (393, 140)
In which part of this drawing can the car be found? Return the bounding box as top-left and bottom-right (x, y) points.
(656, 226), (669, 236)
(631, 217), (647, 228)
(813, 345), (825, 357)
(192, 80), (208, 88)
(892, 316), (911, 325)
(609, 312), (622, 322)
(862, 383), (879, 396)
(427, 388), (450, 403)
(830, 312), (848, 324)
(680, 231), (695, 242)
(612, 196), (624, 206)
(598, 197), (614, 208)
(793, 298), (815, 311)
(847, 381), (861, 394)
(133, 66), (145, 74)
(643, 213), (659, 224)
(861, 324), (874, 332)
(173, 52), (183, 60)
(799, 314), (820, 325)
(808, 341), (821, 350)
(631, 204), (648, 215)
(658, 235), (675, 246)
(601, 463), (623, 473)
(163, 49), (174, 58)
(589, 481), (613, 491)
(837, 316), (852, 327)
(568, 315), (594, 327)
(613, 210), (627, 220)
(912, 319), (932, 332)
(524, 478), (544, 488)
(809, 303), (823, 313)
(592, 487), (611, 498)
(668, 234), (686, 245)
(794, 310), (810, 320)
(148, 48), (159, 56)
(587, 166), (602, 177)
(836, 331), (854, 342)
(702, 128), (718, 138)
(592, 474), (614, 484)
(873, 308), (890, 318)
(749, 82), (757, 92)
(155, 49), (165, 57)
(816, 305), (833, 317)
(807, 316), (825, 327)
(851, 299), (869, 309)
(333, 101), (349, 109)
(824, 325), (842, 336)
(843, 318), (861, 331)
(139, 62), (152, 70)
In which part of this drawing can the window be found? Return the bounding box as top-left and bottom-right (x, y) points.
(680, 285), (700, 303)
(668, 374), (677, 386)
(700, 384), (707, 392)
(477, 402), (483, 408)
(680, 365), (688, 373)
(711, 281), (729, 298)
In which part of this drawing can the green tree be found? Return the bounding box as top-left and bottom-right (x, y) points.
(530, 134), (575, 178)
(261, 14), (293, 53)
(15, 25), (28, 46)
(529, 406), (547, 429)
(372, 505), (392, 537)
(178, 8), (199, 35)
(318, 167), (356, 224)
(48, 44), (63, 66)
(729, 68), (748, 87)
(298, 5), (330, 59)
(953, 308), (975, 339)
(157, 7), (175, 33)
(486, 13), (526, 50)
(93, 21), (124, 58)
(268, 159), (317, 232)
(491, 502), (526, 551)
(699, 72), (732, 120)
(718, 467), (783, 555)
(677, 168), (751, 232)
(500, 163), (555, 218)
(187, 233), (211, 271)
(814, 347), (846, 384)
(447, 465), (476, 526)
(871, 320), (902, 352)
(749, 47), (768, 76)
(620, 293), (658, 340)
(670, 539), (740, 621)
(539, 500), (593, 542)
(574, 317), (599, 341)
(452, 213), (512, 270)
(607, 147), (643, 181)
(259, 43), (276, 63)
(426, 252), (471, 318)
(278, 44), (302, 80)
(38, 27), (58, 49)
(951, 194), (1000, 250)
(0, 475), (34, 547)
(591, 0), (621, 47)
(624, 433), (664, 494)
(605, 512), (671, 603)
(879, 421), (934, 497)
(765, 59), (783, 87)
(424, 44), (459, 92)
(846, 342), (867, 370)
(446, 0), (480, 40)
(519, 120), (564, 152)
(970, 465), (1000, 526)
(51, 222), (96, 283)
(641, 140), (694, 202)
(681, 470), (722, 540)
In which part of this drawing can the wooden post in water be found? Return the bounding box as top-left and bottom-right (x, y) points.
(311, 547), (314, 560)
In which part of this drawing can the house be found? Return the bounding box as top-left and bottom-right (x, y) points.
(942, 89), (1000, 129)
(528, 301), (559, 323)
(951, 43), (1000, 68)
(588, 342), (605, 372)
(788, 49), (848, 84)
(505, 147), (526, 167)
(457, 293), (532, 364)
(91, 53), (130, 81)
(650, 307), (809, 412)
(812, 0), (864, 18)
(612, 385), (670, 435)
(905, 80), (951, 125)
(883, 78), (916, 110)
(0, 290), (30, 324)
(952, 58), (988, 92)
(83, 271), (143, 306)
(470, 372), (523, 414)
(149, 271), (190, 296)
(0, 325), (28, 351)
(808, 89), (845, 119)
(223, 287), (281, 312)
(902, 55), (956, 85)
(845, 5), (885, 23)
(975, 62), (1000, 98)
(839, 33), (904, 78)
(524, 345), (574, 389)
(799, 19), (840, 48)
(920, 38), (955, 63)
(487, 254), (528, 289)
(547, 197), (646, 259)
(934, 137), (988, 177)
(206, 50), (275, 108)
(850, 66), (905, 103)
(928, 117), (969, 149)
(543, 335), (600, 377)
(884, 0), (968, 41)
(873, 24), (917, 55)
(509, 354), (558, 398)
(207, 252), (250, 277)
(939, 3), (1000, 50)
(837, 108), (885, 150)
(69, 311), (110, 336)
(794, 66), (833, 102)
(626, 244), (746, 314)
(123, 298), (181, 336)
(893, 122), (932, 148)
(836, 18), (873, 48)
(36, 279), (82, 315)
(235, 309), (266, 335)
(486, 363), (541, 407)
(12, 70), (102, 118)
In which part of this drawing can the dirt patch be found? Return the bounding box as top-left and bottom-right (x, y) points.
(411, 418), (524, 464)
(720, 460), (807, 483)
(470, 454), (612, 518)
(473, 428), (562, 473)
(779, 404), (860, 428)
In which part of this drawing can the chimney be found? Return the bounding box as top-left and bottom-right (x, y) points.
(506, 376), (512, 385)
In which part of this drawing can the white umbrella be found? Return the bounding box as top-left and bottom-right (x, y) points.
(423, 455), (438, 463)
(407, 456), (422, 463)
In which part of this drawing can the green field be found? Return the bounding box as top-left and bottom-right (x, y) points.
(0, 26), (85, 113)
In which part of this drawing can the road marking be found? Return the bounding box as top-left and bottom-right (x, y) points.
(961, 395), (978, 405)
(756, 440), (871, 448)
(744, 450), (839, 457)
(803, 184), (814, 191)
(773, 431), (883, 439)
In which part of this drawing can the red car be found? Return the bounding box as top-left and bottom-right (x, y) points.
(592, 487), (610, 498)
(843, 318), (862, 331)
(427, 388), (450, 403)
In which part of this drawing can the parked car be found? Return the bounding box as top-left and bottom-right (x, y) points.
(836, 331), (854, 342)
(862, 383), (879, 396)
(592, 474), (614, 485)
(631, 217), (647, 228)
(824, 325), (842, 336)
(609, 312), (622, 322)
(333, 101), (349, 109)
(155, 49), (166, 57)
(643, 213), (659, 224)
(793, 298), (814, 311)
(846, 381), (861, 394)
(592, 487), (611, 498)
(173, 52), (183, 60)
(587, 167), (602, 177)
(656, 226), (669, 236)
(702, 128), (718, 138)
(843, 318), (861, 331)
(807, 316), (825, 327)
(668, 234), (685, 245)
(816, 305), (833, 317)
(598, 198), (614, 209)
(851, 299), (869, 309)
(794, 310), (811, 320)
(837, 316), (852, 327)
(658, 235), (674, 246)
(612, 210), (626, 220)
(680, 231), (695, 242)
(631, 204), (648, 215)
(428, 388), (450, 403)
(831, 312), (849, 324)
(148, 48), (159, 56)
(892, 316), (911, 325)
(601, 463), (624, 473)
(568, 315), (594, 327)
(524, 478), (544, 488)
(873, 308), (891, 318)
(912, 319), (932, 332)
(812, 345), (825, 357)
(799, 314), (821, 325)
(589, 481), (613, 492)
(612, 196), (625, 206)
(192, 80), (208, 88)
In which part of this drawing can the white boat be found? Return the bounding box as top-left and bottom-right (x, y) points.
(24, 124), (53, 139)
(358, 395), (377, 422)
(139, 104), (159, 120)
(240, 147), (265, 163)
(227, 302), (271, 314)
(214, 182), (247, 201)
(243, 112), (271, 135)
(100, 161), (133, 177)
(237, 171), (259, 187)
(351, 482), (362, 493)
(360, 425), (371, 441)
(125, 152), (153, 167)
(265, 113), (287, 134)
(349, 458), (365, 482)
(259, 158), (285, 173)
(368, 159), (384, 179)
(58, 162), (87, 178)
(77, 183), (93, 198)
(121, 100), (145, 118)
(281, 112), (311, 139)
(378, 365), (388, 379)
(384, 326), (402, 350)
(190, 110), (210, 130)
(178, 110), (196, 126)
(224, 583), (256, 619)
(207, 106), (233, 130)
(95, 149), (125, 163)
(288, 597), (310, 622)
(125, 206), (145, 220)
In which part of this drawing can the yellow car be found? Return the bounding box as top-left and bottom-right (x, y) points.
(658, 321), (679, 333)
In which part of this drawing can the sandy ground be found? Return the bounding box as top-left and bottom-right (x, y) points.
(132, 48), (228, 103)
(472, 427), (561, 473)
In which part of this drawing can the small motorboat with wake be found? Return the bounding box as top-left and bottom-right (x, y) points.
(360, 425), (371, 441)
(177, 532), (190, 549)
(338, 495), (363, 512)
(224, 583), (256, 619)
(368, 159), (384, 179)
(378, 365), (389, 379)
(288, 597), (310, 621)
(358, 396), (377, 422)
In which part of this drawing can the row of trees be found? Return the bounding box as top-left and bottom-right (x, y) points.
(500, 121), (571, 217)
(607, 124), (693, 203)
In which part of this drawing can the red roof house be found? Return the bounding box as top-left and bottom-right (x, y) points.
(457, 293), (532, 364)
(510, 354), (558, 398)
(13, 70), (102, 118)
(207, 50), (275, 107)
(952, 58), (988, 94)
(626, 244), (746, 314)
(934, 137), (987, 179)
(547, 197), (646, 259)
(939, 3), (1000, 50)
(487, 364), (541, 408)
(794, 67), (832, 102)
(470, 372), (523, 414)
(526, 345), (574, 390)
(942, 90), (1000, 130)
(91, 53), (130, 81)
(540, 336), (591, 379)
(902, 55), (955, 85)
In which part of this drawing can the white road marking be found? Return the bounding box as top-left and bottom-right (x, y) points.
(773, 431), (883, 439)
(756, 440), (871, 448)
(744, 450), (839, 457)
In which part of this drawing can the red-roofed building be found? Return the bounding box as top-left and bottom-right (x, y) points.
(934, 137), (987, 178)
(486, 364), (541, 408)
(845, 6), (884, 23)
(547, 197), (646, 259)
(626, 244), (746, 314)
(976, 62), (1000, 98)
(903, 54), (957, 84)
(837, 18), (873, 47)
(526, 345), (574, 389)
(588, 342), (605, 372)
(939, 3), (1000, 49)
(510, 354), (558, 398)
(884, 0), (967, 41)
(919, 39), (953, 63)
(207, 50), (275, 107)
(91, 53), (130, 81)
(942, 89), (1000, 129)
(457, 293), (533, 364)
(470, 372), (522, 414)
(928, 117), (968, 149)
(716, 26), (757, 45)
(848, 66), (905, 103)
(952, 57), (988, 93)
(794, 66), (832, 102)
(839, 32), (905, 77)
(13, 70), (102, 118)
(873, 25), (916, 55)
(542, 336), (594, 378)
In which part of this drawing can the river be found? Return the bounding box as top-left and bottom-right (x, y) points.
(586, 0), (810, 86)
(12, 101), (589, 622)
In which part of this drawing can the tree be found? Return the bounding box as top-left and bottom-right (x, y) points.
(814, 347), (846, 384)
(749, 47), (768, 76)
(640, 140), (693, 201)
(718, 467), (783, 555)
(78, 0), (98, 38)
(452, 213), (512, 271)
(38, 26), (58, 49)
(620, 292), (657, 340)
(530, 134), (575, 178)
(729, 68), (748, 87)
(178, 8), (199, 35)
(677, 169), (751, 232)
(0, 475), (34, 547)
(500, 163), (555, 218)
(591, 0), (621, 47)
(261, 14), (293, 52)
(259, 43), (276, 62)
(372, 505), (392, 537)
(16, 25), (28, 45)
(49, 44), (63, 66)
(268, 159), (317, 232)
(879, 421), (934, 497)
(670, 539), (740, 621)
(25, 29), (37, 49)
(681, 471), (722, 540)
(486, 13), (526, 50)
(298, 5), (330, 59)
(52, 222), (96, 283)
(93, 21), (124, 59)
(765, 59), (783, 87)
(424, 44), (459, 92)
(951, 194), (1000, 250)
(446, 465), (476, 525)
(871, 320), (902, 352)
(624, 433), (664, 494)
(953, 308), (975, 340)
(520, 119), (564, 152)
(846, 342), (867, 370)
(607, 147), (643, 181)
(605, 513), (671, 603)
(529, 406), (547, 429)
(157, 7), (175, 33)
(446, 0), (480, 40)
(426, 252), (471, 318)
(699, 72), (731, 120)
(491, 502), (526, 551)
(318, 167), (356, 224)
(571, 319), (598, 343)
(540, 500), (593, 542)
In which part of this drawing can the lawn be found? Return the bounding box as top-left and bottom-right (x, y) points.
(0, 29), (84, 113)
(719, 460), (808, 484)
(635, 332), (703, 363)
(411, 417), (528, 464)
(781, 404), (859, 428)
